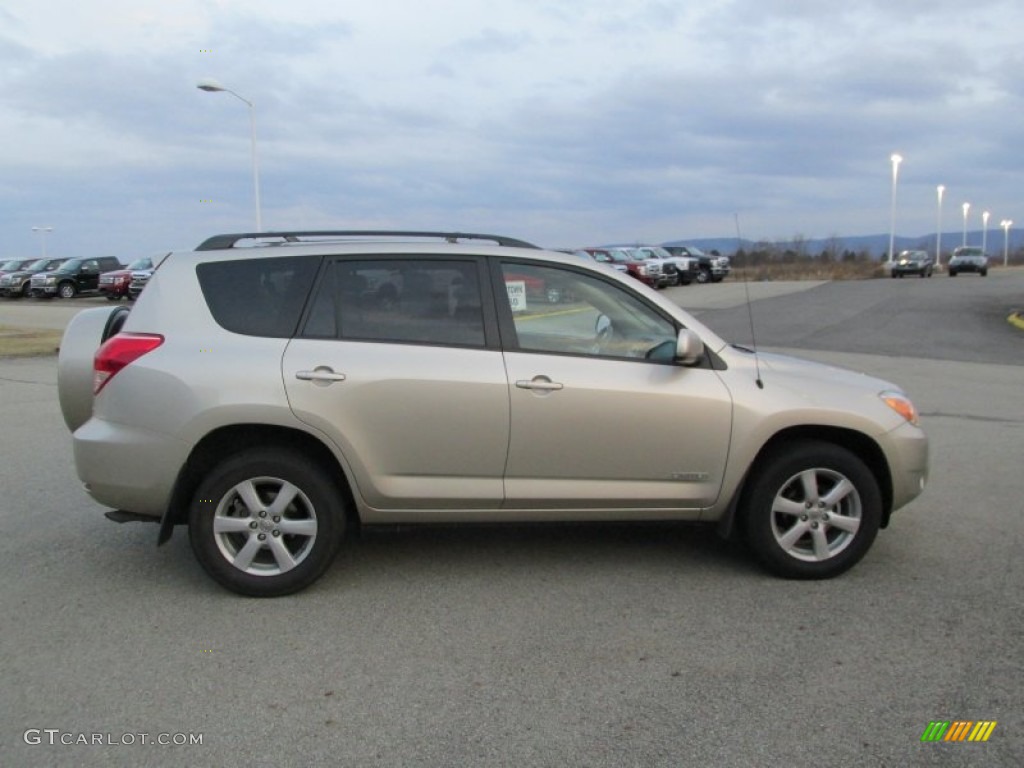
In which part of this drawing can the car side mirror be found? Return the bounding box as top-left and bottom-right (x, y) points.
(675, 328), (704, 365)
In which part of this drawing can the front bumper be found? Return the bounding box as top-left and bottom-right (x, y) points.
(882, 421), (929, 515)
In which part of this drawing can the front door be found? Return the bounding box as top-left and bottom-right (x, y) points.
(497, 261), (733, 511)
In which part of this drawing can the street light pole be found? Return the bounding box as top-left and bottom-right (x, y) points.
(197, 78), (263, 232)
(962, 203), (970, 247)
(888, 153), (903, 263)
(1001, 220), (1013, 267)
(31, 226), (53, 258)
(935, 185), (945, 268)
(981, 211), (990, 254)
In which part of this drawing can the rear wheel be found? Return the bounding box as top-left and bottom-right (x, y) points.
(188, 448), (346, 596)
(742, 441), (882, 579)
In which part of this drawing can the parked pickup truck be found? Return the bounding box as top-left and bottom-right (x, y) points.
(662, 246), (731, 283)
(31, 256), (124, 299)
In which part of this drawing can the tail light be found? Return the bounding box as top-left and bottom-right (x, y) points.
(93, 333), (164, 394)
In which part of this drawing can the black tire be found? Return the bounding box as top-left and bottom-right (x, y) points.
(188, 448), (347, 596)
(948, 270), (957, 277)
(696, 267), (711, 284)
(980, 269), (987, 277)
(58, 282), (77, 299)
(741, 441), (882, 579)
(105, 294), (121, 302)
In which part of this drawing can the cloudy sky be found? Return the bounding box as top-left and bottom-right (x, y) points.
(2, 0), (1021, 259)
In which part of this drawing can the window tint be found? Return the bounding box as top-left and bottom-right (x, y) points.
(197, 255), (319, 337)
(501, 262), (677, 361)
(303, 259), (485, 346)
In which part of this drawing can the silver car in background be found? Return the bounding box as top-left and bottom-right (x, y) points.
(58, 230), (928, 596)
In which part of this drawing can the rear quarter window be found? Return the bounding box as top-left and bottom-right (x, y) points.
(197, 255), (320, 337)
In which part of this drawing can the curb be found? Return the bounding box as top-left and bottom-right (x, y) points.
(1009, 311), (1024, 331)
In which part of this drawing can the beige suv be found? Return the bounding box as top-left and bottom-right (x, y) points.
(58, 231), (928, 596)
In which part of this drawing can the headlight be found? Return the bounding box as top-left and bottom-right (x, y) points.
(45, 277), (56, 284)
(880, 391), (919, 425)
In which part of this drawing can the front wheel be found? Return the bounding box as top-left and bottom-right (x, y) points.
(189, 448), (347, 596)
(696, 268), (711, 284)
(742, 441), (882, 579)
(980, 269), (988, 277)
(58, 282), (77, 299)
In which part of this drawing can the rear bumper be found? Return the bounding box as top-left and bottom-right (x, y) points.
(73, 417), (189, 518)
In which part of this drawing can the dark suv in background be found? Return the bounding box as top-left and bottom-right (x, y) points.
(31, 256), (123, 298)
(891, 250), (934, 278)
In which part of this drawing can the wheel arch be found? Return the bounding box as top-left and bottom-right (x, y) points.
(717, 424), (893, 539)
(158, 424), (360, 545)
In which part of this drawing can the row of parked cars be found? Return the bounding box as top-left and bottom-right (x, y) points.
(572, 245), (731, 288)
(0, 256), (155, 300)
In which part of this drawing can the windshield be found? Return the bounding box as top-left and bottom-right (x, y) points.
(22, 259), (48, 272)
(61, 259), (83, 271)
(1, 259), (22, 270)
(42, 259), (67, 271)
(954, 247), (984, 257)
(127, 258), (153, 270)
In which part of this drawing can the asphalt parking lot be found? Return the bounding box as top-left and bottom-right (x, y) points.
(1, 274), (1022, 767)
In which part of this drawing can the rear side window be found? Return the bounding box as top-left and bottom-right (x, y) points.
(197, 256), (319, 337)
(302, 258), (485, 347)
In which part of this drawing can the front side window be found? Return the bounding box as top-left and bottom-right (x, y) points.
(303, 258), (485, 347)
(500, 262), (677, 361)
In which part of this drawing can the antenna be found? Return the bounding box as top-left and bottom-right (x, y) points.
(735, 213), (764, 389)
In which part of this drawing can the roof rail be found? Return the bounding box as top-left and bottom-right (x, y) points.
(195, 231), (539, 251)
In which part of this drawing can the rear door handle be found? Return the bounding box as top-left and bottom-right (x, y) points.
(515, 376), (563, 392)
(295, 367), (347, 385)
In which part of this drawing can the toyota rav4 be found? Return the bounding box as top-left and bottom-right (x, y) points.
(58, 230), (928, 596)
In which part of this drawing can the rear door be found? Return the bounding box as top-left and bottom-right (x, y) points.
(495, 259), (733, 511)
(284, 255), (510, 511)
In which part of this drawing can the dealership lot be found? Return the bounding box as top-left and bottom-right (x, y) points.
(2, 274), (1022, 767)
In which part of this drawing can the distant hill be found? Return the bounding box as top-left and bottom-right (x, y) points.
(660, 231), (1022, 259)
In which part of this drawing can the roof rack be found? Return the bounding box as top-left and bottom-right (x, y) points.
(195, 231), (539, 251)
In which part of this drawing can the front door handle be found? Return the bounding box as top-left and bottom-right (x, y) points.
(515, 376), (563, 392)
(296, 366), (347, 385)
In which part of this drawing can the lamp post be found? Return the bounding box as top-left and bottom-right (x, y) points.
(935, 185), (945, 268)
(31, 226), (53, 258)
(1001, 220), (1013, 267)
(962, 203), (970, 247)
(197, 78), (263, 232)
(888, 153), (903, 263)
(981, 210), (990, 254)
